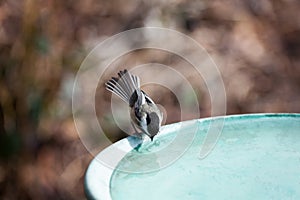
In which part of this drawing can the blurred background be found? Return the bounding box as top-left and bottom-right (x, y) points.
(1, 0), (300, 199)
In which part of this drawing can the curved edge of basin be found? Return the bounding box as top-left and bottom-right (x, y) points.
(84, 113), (300, 200)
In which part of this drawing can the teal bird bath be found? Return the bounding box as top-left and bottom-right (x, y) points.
(84, 113), (300, 200)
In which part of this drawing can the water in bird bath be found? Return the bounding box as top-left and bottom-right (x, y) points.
(110, 114), (300, 200)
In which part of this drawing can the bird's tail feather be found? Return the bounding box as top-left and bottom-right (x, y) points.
(105, 69), (140, 104)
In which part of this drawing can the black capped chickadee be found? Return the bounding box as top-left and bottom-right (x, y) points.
(105, 69), (163, 141)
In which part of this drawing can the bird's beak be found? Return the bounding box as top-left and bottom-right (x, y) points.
(150, 136), (154, 141)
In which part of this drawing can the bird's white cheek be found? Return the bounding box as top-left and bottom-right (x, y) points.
(140, 117), (148, 132)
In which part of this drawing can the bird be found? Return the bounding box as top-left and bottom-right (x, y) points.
(105, 69), (163, 141)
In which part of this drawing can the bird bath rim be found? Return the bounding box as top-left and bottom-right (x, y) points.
(84, 113), (300, 200)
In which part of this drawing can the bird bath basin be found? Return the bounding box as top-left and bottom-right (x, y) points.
(84, 113), (300, 199)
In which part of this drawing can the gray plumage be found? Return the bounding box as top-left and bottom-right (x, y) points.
(105, 69), (162, 140)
